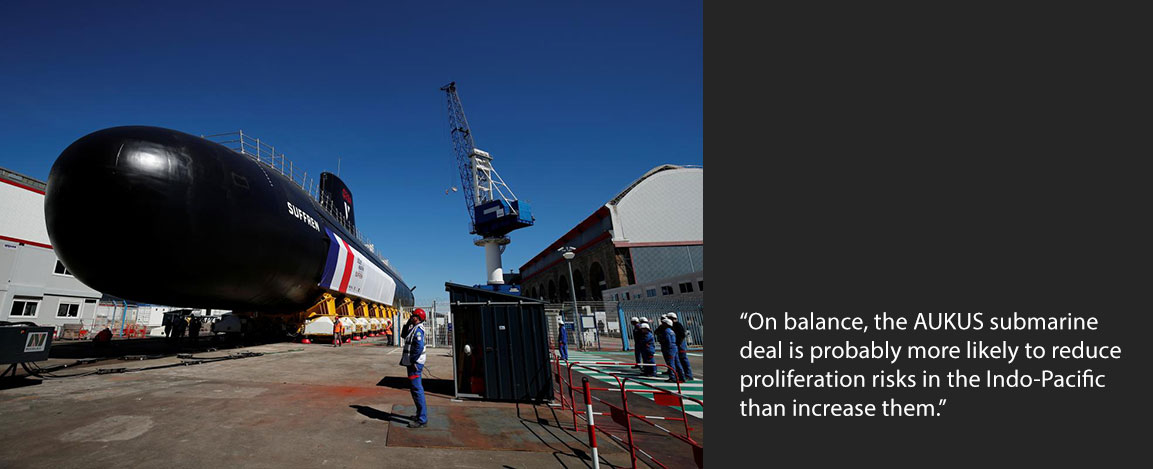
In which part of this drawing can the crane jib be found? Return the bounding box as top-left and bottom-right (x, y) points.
(442, 81), (535, 286)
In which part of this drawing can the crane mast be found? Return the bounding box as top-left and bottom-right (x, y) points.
(441, 82), (534, 289)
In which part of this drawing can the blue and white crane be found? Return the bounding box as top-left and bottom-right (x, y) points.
(441, 82), (534, 290)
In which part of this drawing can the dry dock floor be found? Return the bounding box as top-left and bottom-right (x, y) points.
(0, 337), (651, 468)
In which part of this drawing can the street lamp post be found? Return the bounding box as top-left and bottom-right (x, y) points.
(560, 246), (581, 350)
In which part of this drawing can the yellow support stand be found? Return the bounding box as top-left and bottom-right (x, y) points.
(290, 292), (403, 343)
(335, 296), (354, 315)
(295, 293), (337, 335)
(307, 293), (337, 318)
(355, 300), (370, 334)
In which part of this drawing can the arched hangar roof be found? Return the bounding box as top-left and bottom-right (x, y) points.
(519, 165), (703, 278)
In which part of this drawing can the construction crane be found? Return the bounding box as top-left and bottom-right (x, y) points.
(441, 82), (534, 290)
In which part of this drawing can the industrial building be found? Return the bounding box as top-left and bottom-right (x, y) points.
(519, 164), (703, 303)
(0, 167), (102, 336)
(602, 269), (704, 303)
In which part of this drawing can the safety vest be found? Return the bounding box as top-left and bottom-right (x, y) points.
(333, 319), (343, 333)
(400, 322), (426, 366)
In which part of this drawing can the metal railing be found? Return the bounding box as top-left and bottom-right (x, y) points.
(202, 130), (317, 198)
(0, 166), (47, 191)
(544, 299), (705, 351)
(553, 351), (704, 468)
(200, 131), (392, 268)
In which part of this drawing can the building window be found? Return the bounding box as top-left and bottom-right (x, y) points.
(10, 299), (40, 318)
(646, 289), (657, 298)
(698, 280), (704, 291)
(53, 260), (72, 276)
(56, 302), (81, 318)
(679, 282), (694, 293)
(660, 285), (674, 296)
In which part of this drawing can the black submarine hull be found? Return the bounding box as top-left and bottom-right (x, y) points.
(44, 126), (413, 313)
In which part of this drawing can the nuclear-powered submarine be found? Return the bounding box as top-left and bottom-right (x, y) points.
(44, 126), (414, 321)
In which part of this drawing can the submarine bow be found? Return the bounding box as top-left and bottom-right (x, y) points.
(45, 126), (413, 313)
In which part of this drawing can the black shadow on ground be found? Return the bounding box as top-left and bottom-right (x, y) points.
(0, 376), (43, 391)
(350, 405), (411, 424)
(513, 402), (608, 469)
(376, 376), (454, 395)
(48, 335), (291, 359)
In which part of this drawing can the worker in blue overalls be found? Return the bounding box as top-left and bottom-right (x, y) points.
(657, 317), (684, 382)
(400, 308), (428, 428)
(669, 312), (694, 381)
(637, 322), (657, 377)
(630, 317), (641, 368)
(557, 316), (569, 361)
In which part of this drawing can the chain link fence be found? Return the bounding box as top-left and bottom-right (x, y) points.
(543, 297), (704, 352)
(413, 303), (453, 348)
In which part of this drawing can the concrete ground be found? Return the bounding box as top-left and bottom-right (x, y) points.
(0, 336), (670, 469)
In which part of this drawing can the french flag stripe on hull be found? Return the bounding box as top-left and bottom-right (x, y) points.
(318, 227), (398, 307)
(338, 237), (355, 292)
(320, 228), (341, 287)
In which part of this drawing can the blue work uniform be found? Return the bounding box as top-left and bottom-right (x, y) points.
(557, 323), (569, 360)
(639, 329), (657, 377)
(672, 321), (694, 380)
(400, 322), (427, 424)
(657, 325), (683, 382)
(632, 323), (642, 367)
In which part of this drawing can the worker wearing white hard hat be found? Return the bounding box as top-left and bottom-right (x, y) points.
(669, 313), (694, 381)
(556, 316), (568, 361)
(630, 316), (642, 368)
(637, 322), (656, 376)
(657, 318), (684, 382)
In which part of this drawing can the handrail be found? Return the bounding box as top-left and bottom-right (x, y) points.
(201, 130), (314, 197)
(566, 360), (683, 431)
(553, 351), (703, 468)
(199, 130), (389, 263)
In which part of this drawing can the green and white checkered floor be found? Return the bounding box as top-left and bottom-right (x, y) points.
(561, 350), (704, 419)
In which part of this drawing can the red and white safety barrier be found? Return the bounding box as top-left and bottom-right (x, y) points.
(582, 377), (600, 469)
(554, 351), (704, 469)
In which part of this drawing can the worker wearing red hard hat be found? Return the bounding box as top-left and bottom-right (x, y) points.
(400, 308), (428, 428)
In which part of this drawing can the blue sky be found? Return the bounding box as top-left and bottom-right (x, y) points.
(0, 1), (702, 305)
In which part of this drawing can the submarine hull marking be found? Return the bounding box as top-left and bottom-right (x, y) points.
(320, 227), (396, 306)
(44, 126), (413, 312)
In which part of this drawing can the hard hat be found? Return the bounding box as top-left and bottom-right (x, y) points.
(557, 317), (564, 324)
(660, 313), (668, 319)
(668, 312), (678, 320)
(661, 318), (673, 326)
(464, 344), (472, 355)
(638, 323), (650, 330)
(630, 316), (639, 323)
(639, 317), (649, 323)
(412, 308), (426, 321)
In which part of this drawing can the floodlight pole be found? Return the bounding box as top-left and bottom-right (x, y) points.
(561, 246), (582, 350)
